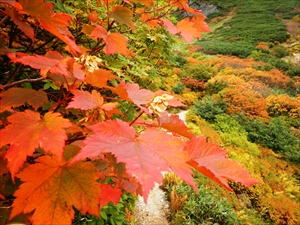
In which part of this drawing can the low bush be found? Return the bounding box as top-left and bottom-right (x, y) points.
(205, 79), (228, 95)
(170, 52), (188, 68)
(181, 77), (205, 91)
(233, 114), (300, 163)
(163, 173), (241, 225)
(213, 114), (261, 156)
(269, 45), (291, 58)
(180, 63), (217, 81)
(74, 192), (136, 225)
(172, 82), (186, 94)
(287, 66), (300, 77)
(197, 40), (255, 58)
(193, 96), (227, 122)
(250, 50), (291, 72)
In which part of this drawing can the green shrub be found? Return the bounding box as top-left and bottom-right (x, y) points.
(197, 40), (255, 58)
(213, 114), (247, 135)
(193, 97), (227, 122)
(205, 80), (228, 95)
(213, 114), (261, 156)
(180, 63), (217, 81)
(164, 178), (241, 225)
(233, 114), (300, 163)
(74, 192), (136, 225)
(270, 45), (290, 58)
(199, 0), (298, 57)
(287, 66), (300, 77)
(251, 50), (291, 72)
(171, 52), (188, 68)
(172, 82), (186, 94)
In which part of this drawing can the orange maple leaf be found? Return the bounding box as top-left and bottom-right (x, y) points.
(108, 5), (136, 30)
(0, 88), (48, 112)
(158, 112), (195, 139)
(11, 51), (70, 78)
(85, 69), (117, 88)
(176, 18), (201, 44)
(0, 110), (72, 179)
(67, 90), (118, 111)
(91, 25), (129, 55)
(10, 155), (100, 225)
(10, 0), (80, 55)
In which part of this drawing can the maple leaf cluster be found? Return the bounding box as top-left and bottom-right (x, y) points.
(0, 0), (260, 224)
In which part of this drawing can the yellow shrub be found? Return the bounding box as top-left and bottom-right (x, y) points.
(266, 94), (300, 118)
(176, 92), (200, 105)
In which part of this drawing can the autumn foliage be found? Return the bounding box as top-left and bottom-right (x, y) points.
(0, 1), (260, 224)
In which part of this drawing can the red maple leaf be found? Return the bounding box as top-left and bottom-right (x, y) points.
(71, 119), (195, 200)
(99, 184), (123, 208)
(10, 155), (100, 225)
(0, 88), (48, 112)
(185, 136), (262, 191)
(163, 19), (178, 35)
(0, 110), (72, 179)
(91, 25), (129, 55)
(113, 81), (155, 114)
(158, 112), (195, 139)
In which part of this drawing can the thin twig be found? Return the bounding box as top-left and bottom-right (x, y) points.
(5, 64), (23, 84)
(3, 77), (44, 89)
(0, 15), (8, 26)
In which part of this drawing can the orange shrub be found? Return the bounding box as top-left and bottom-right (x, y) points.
(220, 86), (269, 118)
(219, 67), (291, 89)
(210, 74), (269, 118)
(256, 42), (269, 50)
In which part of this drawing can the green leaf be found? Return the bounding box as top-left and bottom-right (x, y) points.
(100, 210), (107, 220)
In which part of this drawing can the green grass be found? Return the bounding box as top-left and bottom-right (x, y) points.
(195, 0), (300, 57)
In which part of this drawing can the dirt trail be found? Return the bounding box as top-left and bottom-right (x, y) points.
(134, 183), (170, 225)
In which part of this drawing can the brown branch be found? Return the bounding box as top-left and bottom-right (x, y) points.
(3, 77), (44, 89)
(0, 15), (8, 26)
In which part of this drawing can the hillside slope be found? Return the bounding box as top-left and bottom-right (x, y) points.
(161, 1), (300, 224)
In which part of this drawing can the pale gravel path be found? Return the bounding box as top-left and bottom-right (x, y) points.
(134, 183), (170, 225)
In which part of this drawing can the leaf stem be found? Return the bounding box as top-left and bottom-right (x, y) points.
(129, 111), (144, 126)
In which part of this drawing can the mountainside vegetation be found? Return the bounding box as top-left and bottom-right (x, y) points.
(162, 0), (300, 224)
(0, 0), (299, 225)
